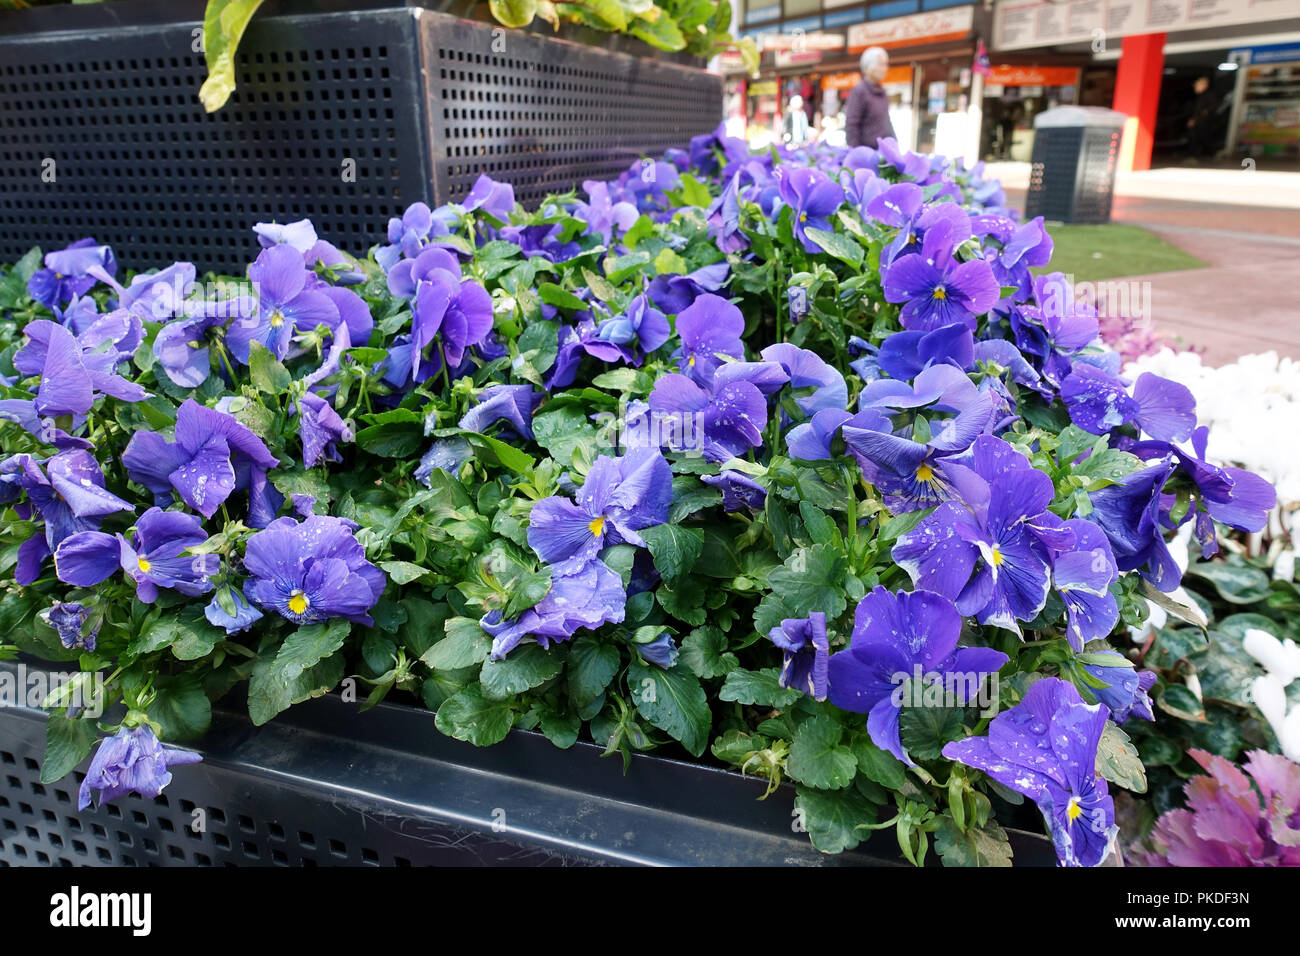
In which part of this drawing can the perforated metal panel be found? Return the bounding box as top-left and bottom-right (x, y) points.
(1025, 126), (1121, 225)
(0, 10), (430, 274)
(0, 4), (722, 274)
(423, 17), (724, 207)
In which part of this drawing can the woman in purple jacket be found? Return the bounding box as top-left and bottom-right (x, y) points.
(845, 46), (896, 149)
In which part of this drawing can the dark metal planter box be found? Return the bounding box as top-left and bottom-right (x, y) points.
(0, 659), (1059, 866)
(0, 0), (724, 274)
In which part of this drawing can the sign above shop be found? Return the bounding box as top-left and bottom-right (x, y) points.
(775, 49), (825, 68)
(847, 6), (974, 53)
(1228, 42), (1300, 66)
(762, 31), (846, 51)
(993, 0), (1295, 52)
(986, 65), (1080, 86)
(821, 64), (914, 90)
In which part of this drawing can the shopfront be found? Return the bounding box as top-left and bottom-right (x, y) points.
(978, 64), (1081, 161)
(1228, 42), (1300, 161)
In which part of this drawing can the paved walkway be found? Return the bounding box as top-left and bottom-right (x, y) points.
(989, 163), (1300, 366)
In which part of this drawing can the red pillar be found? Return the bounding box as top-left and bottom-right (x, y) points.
(1112, 33), (1165, 173)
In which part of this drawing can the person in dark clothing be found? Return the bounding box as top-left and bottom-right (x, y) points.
(1185, 76), (1220, 159)
(845, 46), (896, 149)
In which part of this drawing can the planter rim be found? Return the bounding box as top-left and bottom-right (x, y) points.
(0, 0), (708, 66)
(1, 656), (1060, 866)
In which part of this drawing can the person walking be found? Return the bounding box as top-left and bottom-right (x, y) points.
(782, 94), (811, 145)
(1185, 76), (1220, 161)
(845, 47), (895, 149)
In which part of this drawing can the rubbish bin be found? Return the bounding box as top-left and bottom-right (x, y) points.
(1025, 106), (1125, 224)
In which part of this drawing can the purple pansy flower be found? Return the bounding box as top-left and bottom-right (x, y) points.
(204, 590), (264, 635)
(385, 247), (493, 384)
(785, 408), (854, 461)
(527, 449), (672, 573)
(1087, 459), (1181, 592)
(122, 399), (281, 521)
(1079, 650), (1156, 724)
(827, 587), (1008, 765)
(843, 389), (994, 512)
(671, 293), (746, 386)
(1125, 425), (1276, 556)
(481, 557), (626, 660)
(462, 173), (515, 221)
(882, 221), (1000, 332)
(459, 384), (542, 441)
(759, 343), (848, 418)
(622, 159), (680, 213)
(0, 451), (132, 585)
(1053, 518), (1120, 649)
(892, 436), (1074, 633)
(152, 306), (241, 388)
(13, 320), (147, 417)
(705, 172), (749, 254)
(984, 216), (1054, 299)
(873, 323), (975, 382)
(226, 245), (340, 363)
(776, 166), (845, 253)
(584, 295), (671, 366)
(77, 724), (202, 811)
(297, 392), (353, 469)
(253, 219), (319, 251)
(700, 469), (767, 512)
(647, 262), (731, 315)
(27, 240), (115, 311)
(415, 438), (474, 485)
(242, 515), (386, 626)
(768, 611), (830, 700)
(1060, 367), (1196, 442)
(40, 601), (99, 652)
(377, 202), (441, 271)
(878, 137), (929, 179)
(647, 372), (768, 463)
(574, 180), (639, 246)
(636, 632), (680, 669)
(942, 678), (1116, 867)
(55, 507), (217, 602)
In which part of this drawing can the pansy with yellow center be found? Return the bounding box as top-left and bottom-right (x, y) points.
(225, 243), (339, 363)
(527, 448), (673, 574)
(242, 514), (387, 627)
(55, 506), (214, 604)
(943, 678), (1116, 867)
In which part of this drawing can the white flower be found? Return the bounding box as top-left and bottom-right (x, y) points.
(1250, 674), (1300, 763)
(1243, 628), (1300, 686)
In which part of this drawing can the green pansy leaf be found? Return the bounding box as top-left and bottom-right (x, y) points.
(628, 659), (711, 756)
(718, 667), (801, 709)
(933, 817), (1014, 867)
(479, 643), (564, 700)
(794, 784), (878, 854)
(435, 685), (516, 746)
(41, 715), (100, 785)
(786, 715), (857, 790)
(804, 228), (864, 268)
(640, 523), (704, 587)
